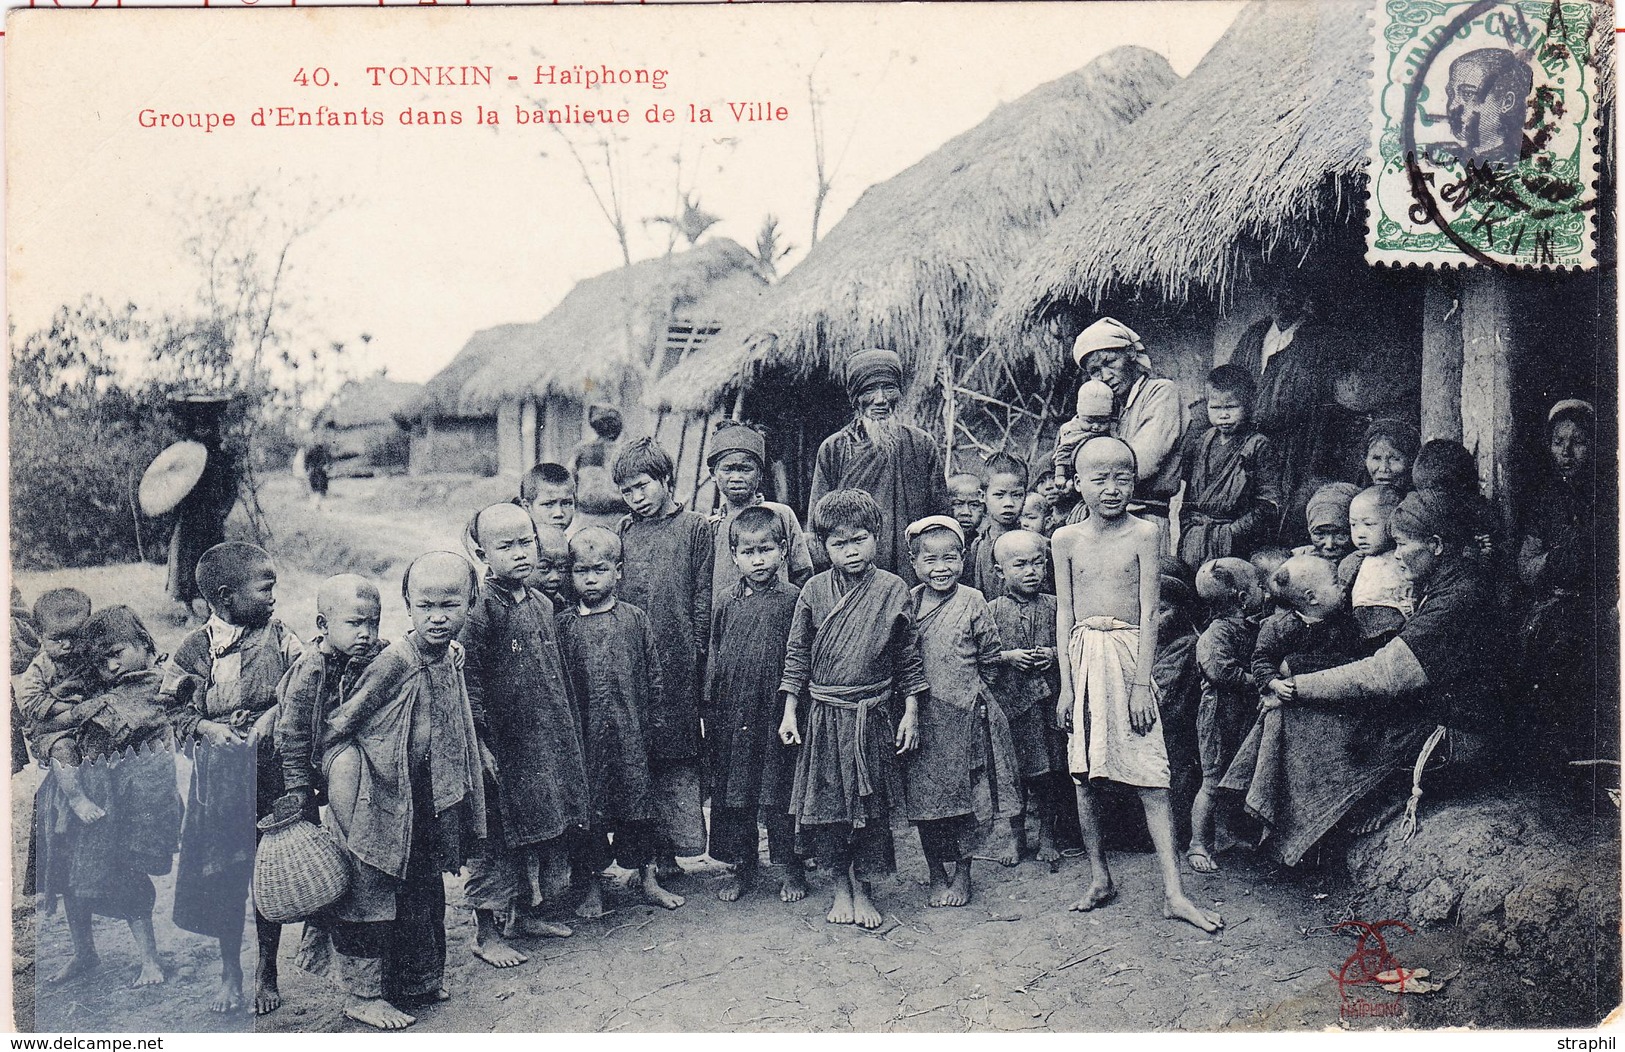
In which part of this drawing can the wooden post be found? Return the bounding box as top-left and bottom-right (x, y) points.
(1420, 272), (1463, 443)
(1458, 269), (1516, 532)
(940, 352), (957, 480)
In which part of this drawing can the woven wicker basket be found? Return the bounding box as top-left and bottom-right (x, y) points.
(253, 812), (351, 923)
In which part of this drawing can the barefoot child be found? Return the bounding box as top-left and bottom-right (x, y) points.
(556, 527), (685, 915)
(707, 423), (814, 607)
(18, 589), (99, 821)
(161, 542), (303, 1014)
(903, 516), (1022, 906)
(987, 530), (1069, 863)
(1187, 558), (1265, 874)
(461, 503), (591, 966)
(33, 607), (180, 989)
(967, 454), (1027, 601)
(705, 506), (806, 903)
(780, 490), (926, 930)
(1054, 437), (1221, 932)
(294, 553), (488, 1030)
(1340, 485), (1415, 648)
(615, 438), (714, 875)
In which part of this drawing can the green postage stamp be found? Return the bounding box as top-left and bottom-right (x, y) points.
(1367, 0), (1604, 269)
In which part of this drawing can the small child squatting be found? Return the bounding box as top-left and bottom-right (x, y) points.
(1053, 437), (1222, 933)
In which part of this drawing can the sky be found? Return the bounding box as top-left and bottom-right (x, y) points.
(6, 2), (1244, 390)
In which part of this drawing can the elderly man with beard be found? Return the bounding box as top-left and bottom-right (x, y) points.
(807, 349), (949, 585)
(1069, 318), (1187, 554)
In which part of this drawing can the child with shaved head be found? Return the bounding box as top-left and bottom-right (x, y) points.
(161, 541), (303, 1015)
(295, 552), (487, 1029)
(18, 588), (98, 821)
(530, 522), (575, 610)
(1251, 555), (1363, 712)
(460, 503), (590, 967)
(1053, 437), (1221, 933)
(555, 526), (683, 915)
(987, 530), (1068, 862)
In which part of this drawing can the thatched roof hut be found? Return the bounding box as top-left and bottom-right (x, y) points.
(455, 237), (767, 414)
(319, 374), (422, 430)
(396, 322), (542, 424)
(993, 0), (1372, 330)
(655, 45), (1180, 414)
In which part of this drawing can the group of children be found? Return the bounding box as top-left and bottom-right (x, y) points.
(19, 375), (1450, 1027)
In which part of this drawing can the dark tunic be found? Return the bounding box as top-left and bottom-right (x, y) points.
(987, 592), (1067, 779)
(807, 421), (950, 585)
(1177, 425), (1282, 568)
(1220, 558), (1499, 865)
(460, 579), (590, 847)
(164, 441), (236, 604)
(782, 568), (927, 828)
(1228, 319), (1350, 544)
(1250, 608), (1364, 694)
(556, 601), (661, 829)
(967, 521), (1013, 602)
(903, 584), (1021, 825)
(276, 639), (387, 799)
(31, 669), (180, 921)
(162, 618), (301, 939)
(618, 506), (713, 763)
(1195, 614), (1259, 781)
(705, 578), (801, 811)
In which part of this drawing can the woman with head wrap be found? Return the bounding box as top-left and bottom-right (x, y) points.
(806, 349), (949, 584)
(1517, 400), (1614, 773)
(1220, 488), (1508, 864)
(1068, 318), (1187, 553)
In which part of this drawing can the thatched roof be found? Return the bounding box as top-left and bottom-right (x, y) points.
(317, 374), (421, 430)
(653, 45), (1180, 413)
(992, 0), (1377, 330)
(399, 322), (542, 422)
(453, 238), (767, 414)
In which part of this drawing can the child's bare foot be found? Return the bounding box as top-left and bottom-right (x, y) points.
(1067, 879), (1116, 912)
(928, 866), (950, 907)
(640, 868), (684, 910)
(779, 867), (809, 903)
(67, 794), (105, 825)
(132, 959), (165, 988)
(1186, 845), (1219, 874)
(574, 882), (606, 919)
(826, 883), (855, 925)
(345, 997), (415, 1030)
(851, 880), (883, 930)
(47, 952), (98, 984)
(472, 933), (528, 968)
(210, 974), (244, 1013)
(942, 863), (972, 908)
(1163, 893), (1223, 932)
(1036, 831), (1062, 864)
(987, 825), (1019, 867)
(512, 916), (572, 939)
(252, 977), (282, 1014)
(717, 866), (753, 902)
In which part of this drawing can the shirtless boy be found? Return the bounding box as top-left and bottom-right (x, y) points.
(1053, 437), (1222, 933)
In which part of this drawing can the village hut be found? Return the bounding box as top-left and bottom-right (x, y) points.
(653, 46), (1179, 507)
(395, 323), (540, 476)
(993, 0), (1616, 532)
(312, 373), (420, 477)
(404, 238), (767, 491)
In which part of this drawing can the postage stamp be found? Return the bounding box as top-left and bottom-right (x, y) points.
(1367, 0), (1603, 269)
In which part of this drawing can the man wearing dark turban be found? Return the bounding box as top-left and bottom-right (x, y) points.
(807, 349), (949, 584)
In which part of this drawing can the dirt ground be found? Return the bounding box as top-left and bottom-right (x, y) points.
(8, 475), (1613, 1032)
